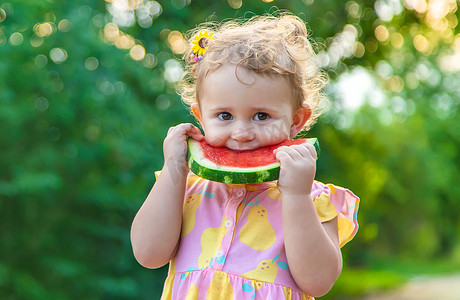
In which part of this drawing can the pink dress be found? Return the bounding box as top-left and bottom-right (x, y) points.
(155, 172), (359, 300)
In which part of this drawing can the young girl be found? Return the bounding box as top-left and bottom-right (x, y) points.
(131, 14), (359, 300)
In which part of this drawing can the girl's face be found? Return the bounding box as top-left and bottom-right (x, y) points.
(193, 64), (310, 151)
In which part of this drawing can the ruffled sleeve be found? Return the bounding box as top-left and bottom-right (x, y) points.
(154, 170), (206, 187)
(312, 182), (360, 247)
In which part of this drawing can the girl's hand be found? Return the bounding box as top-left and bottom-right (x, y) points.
(273, 142), (317, 196)
(163, 123), (203, 168)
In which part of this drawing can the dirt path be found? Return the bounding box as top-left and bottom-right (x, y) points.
(362, 274), (460, 300)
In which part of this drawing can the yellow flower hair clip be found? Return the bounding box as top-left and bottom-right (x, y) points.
(190, 30), (214, 62)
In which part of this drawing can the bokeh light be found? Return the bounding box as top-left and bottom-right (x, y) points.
(35, 97), (49, 112)
(374, 25), (389, 42)
(353, 41), (365, 58)
(49, 48), (68, 64)
(58, 19), (72, 32)
(9, 32), (24, 46)
(97, 80), (115, 95)
(102, 19), (157, 64)
(155, 94), (171, 110)
(375, 0), (403, 21)
(0, 31), (6, 46)
(390, 32), (404, 48)
(404, 0), (427, 13)
(228, 0), (242, 9)
(85, 123), (100, 141)
(171, 0), (190, 9)
(365, 38), (379, 53)
(346, 1), (362, 19)
(167, 31), (188, 54)
(130, 44), (146, 61)
(438, 33), (460, 72)
(149, 77), (164, 92)
(34, 55), (48, 68)
(405, 72), (419, 89)
(34, 22), (55, 37)
(163, 59), (183, 83)
(103, 22), (136, 51)
(104, 22), (119, 41)
(385, 75), (404, 93)
(446, 13), (458, 28)
(107, 0), (162, 28)
(405, 0), (458, 36)
(318, 24), (358, 68)
(142, 53), (157, 68)
(115, 33), (135, 49)
(375, 60), (393, 78)
(30, 36), (44, 47)
(413, 34), (429, 53)
(136, 1), (162, 28)
(0, 8), (6, 22)
(85, 57), (99, 71)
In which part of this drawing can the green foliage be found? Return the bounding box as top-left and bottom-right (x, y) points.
(1, 0), (459, 298)
(325, 268), (406, 299)
(323, 256), (460, 299)
(1, 0), (180, 298)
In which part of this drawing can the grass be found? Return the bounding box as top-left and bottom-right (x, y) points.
(320, 257), (460, 299)
(321, 268), (405, 299)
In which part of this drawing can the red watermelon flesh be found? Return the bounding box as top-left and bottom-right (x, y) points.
(200, 139), (307, 168)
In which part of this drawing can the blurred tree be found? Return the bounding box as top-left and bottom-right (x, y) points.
(0, 0), (184, 298)
(327, 0), (460, 264)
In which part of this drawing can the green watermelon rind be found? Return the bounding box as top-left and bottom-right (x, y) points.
(187, 138), (320, 184)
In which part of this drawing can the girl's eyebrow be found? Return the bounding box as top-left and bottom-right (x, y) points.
(208, 106), (231, 112)
(209, 106), (277, 112)
(251, 106), (277, 112)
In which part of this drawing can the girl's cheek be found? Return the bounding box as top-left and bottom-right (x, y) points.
(203, 133), (226, 147)
(260, 123), (289, 141)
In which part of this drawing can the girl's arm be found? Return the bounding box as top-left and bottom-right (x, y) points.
(282, 195), (342, 297)
(274, 143), (342, 297)
(130, 123), (203, 269)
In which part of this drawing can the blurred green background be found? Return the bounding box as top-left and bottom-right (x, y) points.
(1, 0), (460, 299)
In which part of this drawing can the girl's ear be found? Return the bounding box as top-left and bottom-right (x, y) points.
(191, 104), (202, 124)
(290, 105), (312, 138)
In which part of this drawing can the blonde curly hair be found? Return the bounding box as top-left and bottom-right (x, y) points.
(179, 13), (328, 131)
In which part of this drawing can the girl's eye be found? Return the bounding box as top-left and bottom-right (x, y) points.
(253, 112), (269, 121)
(217, 112), (233, 120)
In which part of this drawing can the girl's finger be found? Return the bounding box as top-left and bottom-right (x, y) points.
(280, 145), (304, 159)
(184, 124), (203, 140)
(274, 146), (301, 163)
(289, 144), (310, 157)
(285, 146), (304, 160)
(275, 149), (292, 164)
(273, 145), (289, 155)
(291, 144), (316, 159)
(169, 123), (203, 141)
(167, 126), (176, 134)
(303, 143), (317, 160)
(188, 128), (204, 141)
(173, 123), (195, 136)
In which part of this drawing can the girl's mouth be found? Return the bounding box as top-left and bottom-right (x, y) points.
(226, 142), (260, 151)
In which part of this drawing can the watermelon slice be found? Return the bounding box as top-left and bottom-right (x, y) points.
(187, 138), (320, 184)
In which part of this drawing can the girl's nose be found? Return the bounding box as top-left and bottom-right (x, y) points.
(231, 125), (256, 142)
